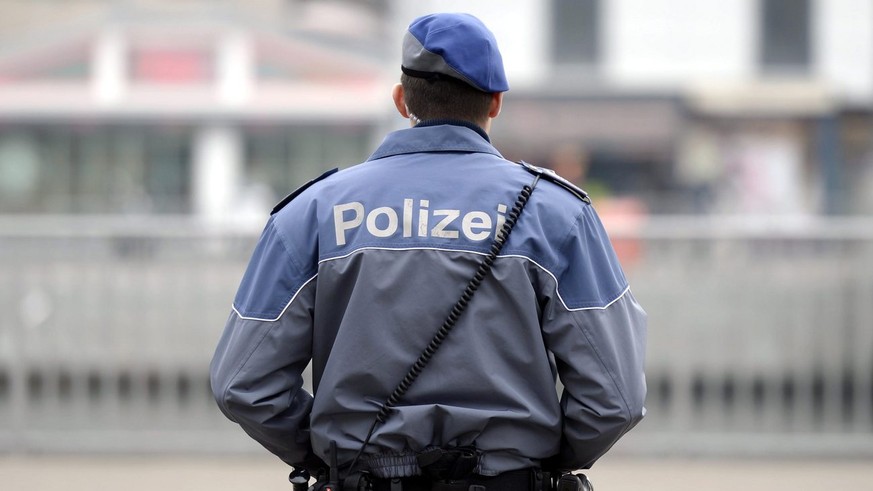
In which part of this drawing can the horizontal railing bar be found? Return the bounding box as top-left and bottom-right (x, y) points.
(1, 214), (873, 241)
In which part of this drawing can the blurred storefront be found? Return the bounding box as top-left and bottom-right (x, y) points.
(0, 0), (392, 219)
(1, 0), (872, 219)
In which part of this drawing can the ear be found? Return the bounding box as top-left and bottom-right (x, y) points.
(392, 83), (409, 118)
(488, 92), (504, 119)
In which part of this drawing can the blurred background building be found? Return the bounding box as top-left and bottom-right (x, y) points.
(1, 0), (872, 218)
(1, 0), (871, 460)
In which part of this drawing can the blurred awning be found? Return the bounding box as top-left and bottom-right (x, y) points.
(493, 93), (683, 152)
(687, 80), (835, 117)
(0, 13), (393, 123)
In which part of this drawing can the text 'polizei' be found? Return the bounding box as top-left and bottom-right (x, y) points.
(333, 199), (509, 246)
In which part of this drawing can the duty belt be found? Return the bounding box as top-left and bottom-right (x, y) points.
(365, 468), (550, 491)
(293, 467), (593, 491)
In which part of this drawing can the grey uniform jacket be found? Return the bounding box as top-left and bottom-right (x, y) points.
(210, 123), (647, 477)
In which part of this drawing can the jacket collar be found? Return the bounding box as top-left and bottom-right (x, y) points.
(416, 119), (491, 142)
(367, 123), (503, 161)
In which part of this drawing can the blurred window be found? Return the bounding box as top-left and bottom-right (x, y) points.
(759, 0), (811, 73)
(244, 125), (372, 200)
(551, 0), (600, 67)
(142, 127), (192, 212)
(0, 133), (41, 208)
(0, 125), (192, 214)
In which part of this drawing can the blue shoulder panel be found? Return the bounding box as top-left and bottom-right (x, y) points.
(271, 168), (339, 215)
(232, 217), (311, 320)
(556, 205), (628, 309)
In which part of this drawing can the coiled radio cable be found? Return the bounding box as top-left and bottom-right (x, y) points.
(346, 172), (541, 474)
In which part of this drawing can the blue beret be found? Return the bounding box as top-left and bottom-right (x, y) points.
(402, 13), (509, 93)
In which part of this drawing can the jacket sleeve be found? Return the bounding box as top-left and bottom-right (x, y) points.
(541, 206), (647, 470)
(209, 217), (321, 469)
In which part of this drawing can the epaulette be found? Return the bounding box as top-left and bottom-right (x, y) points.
(516, 161), (591, 204)
(271, 167), (339, 215)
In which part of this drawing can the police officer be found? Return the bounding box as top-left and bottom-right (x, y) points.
(210, 12), (646, 491)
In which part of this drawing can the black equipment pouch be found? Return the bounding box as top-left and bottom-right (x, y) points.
(289, 468), (310, 491)
(302, 441), (362, 491)
(416, 446), (481, 481)
(556, 472), (593, 491)
(305, 471), (373, 491)
(343, 472), (374, 491)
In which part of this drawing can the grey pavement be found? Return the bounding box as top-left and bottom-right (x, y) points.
(3, 455), (872, 491)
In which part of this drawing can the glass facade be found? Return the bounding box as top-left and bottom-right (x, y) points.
(0, 125), (190, 214)
(244, 124), (372, 202)
(0, 123), (373, 215)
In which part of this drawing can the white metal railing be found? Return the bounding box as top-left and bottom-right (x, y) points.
(1, 215), (872, 456)
(609, 215), (873, 458)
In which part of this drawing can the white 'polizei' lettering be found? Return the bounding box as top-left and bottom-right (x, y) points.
(417, 200), (429, 237)
(462, 211), (492, 241)
(366, 206), (398, 238)
(431, 210), (460, 239)
(494, 204), (508, 239)
(403, 199), (414, 238)
(333, 199), (508, 246)
(334, 202), (364, 246)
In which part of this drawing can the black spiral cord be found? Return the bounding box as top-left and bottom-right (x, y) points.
(346, 174), (541, 474)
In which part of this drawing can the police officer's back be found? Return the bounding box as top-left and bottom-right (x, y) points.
(210, 12), (647, 491)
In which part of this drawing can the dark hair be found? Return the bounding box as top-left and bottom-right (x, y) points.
(401, 73), (493, 125)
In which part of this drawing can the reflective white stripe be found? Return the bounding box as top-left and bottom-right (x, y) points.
(319, 246), (631, 312)
(594, 285), (632, 311)
(231, 273), (318, 322)
(234, 247), (629, 322)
